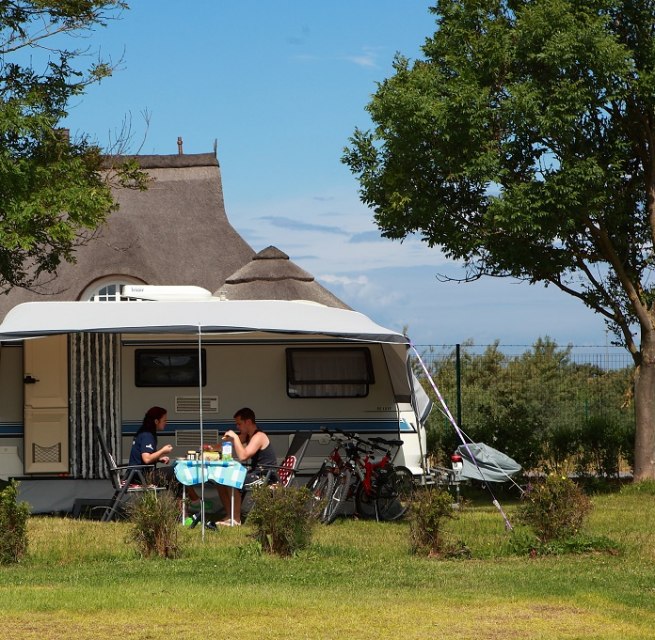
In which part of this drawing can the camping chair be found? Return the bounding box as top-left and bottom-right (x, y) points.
(240, 431), (313, 515)
(95, 426), (167, 522)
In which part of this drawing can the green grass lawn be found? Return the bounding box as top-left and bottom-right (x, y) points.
(1, 490), (655, 639)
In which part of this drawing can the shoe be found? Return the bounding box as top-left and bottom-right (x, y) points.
(187, 513), (219, 530)
(187, 512), (202, 529)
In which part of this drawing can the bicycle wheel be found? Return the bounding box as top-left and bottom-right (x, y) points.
(354, 482), (378, 520)
(376, 466), (415, 521)
(310, 471), (335, 522)
(324, 469), (352, 524)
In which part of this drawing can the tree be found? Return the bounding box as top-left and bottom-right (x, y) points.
(0, 1), (145, 293)
(343, 1), (655, 480)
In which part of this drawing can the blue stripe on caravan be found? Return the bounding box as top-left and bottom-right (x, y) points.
(0, 423), (23, 437)
(122, 419), (416, 436)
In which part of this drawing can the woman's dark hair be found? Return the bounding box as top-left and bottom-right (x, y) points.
(139, 406), (167, 435)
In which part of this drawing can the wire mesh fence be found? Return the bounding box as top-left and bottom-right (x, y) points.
(412, 343), (635, 475)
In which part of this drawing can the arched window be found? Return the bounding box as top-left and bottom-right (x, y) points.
(80, 277), (145, 302)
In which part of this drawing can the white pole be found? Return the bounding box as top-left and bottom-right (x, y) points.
(198, 324), (205, 539)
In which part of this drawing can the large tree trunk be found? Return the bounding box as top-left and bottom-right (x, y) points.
(633, 328), (655, 481)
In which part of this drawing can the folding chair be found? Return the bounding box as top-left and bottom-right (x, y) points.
(240, 431), (313, 516)
(253, 431), (312, 488)
(95, 426), (167, 522)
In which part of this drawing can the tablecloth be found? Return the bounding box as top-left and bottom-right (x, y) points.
(173, 460), (246, 490)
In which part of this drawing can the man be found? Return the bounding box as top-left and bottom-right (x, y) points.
(217, 407), (277, 525)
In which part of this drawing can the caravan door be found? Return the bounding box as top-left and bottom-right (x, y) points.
(23, 335), (69, 473)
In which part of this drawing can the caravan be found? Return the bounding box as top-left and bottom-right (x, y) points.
(0, 294), (431, 508)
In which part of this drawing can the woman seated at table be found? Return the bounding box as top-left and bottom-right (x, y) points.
(217, 406), (277, 526)
(129, 406), (177, 487)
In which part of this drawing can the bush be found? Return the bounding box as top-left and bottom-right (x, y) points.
(576, 416), (633, 478)
(127, 490), (181, 559)
(409, 487), (462, 557)
(247, 485), (318, 556)
(0, 480), (30, 565)
(516, 475), (591, 543)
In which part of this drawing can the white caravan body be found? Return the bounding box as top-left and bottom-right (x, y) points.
(0, 299), (430, 482)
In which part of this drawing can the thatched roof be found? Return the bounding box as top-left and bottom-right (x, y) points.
(216, 246), (351, 309)
(0, 153), (254, 319)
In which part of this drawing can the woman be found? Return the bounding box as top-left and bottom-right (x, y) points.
(217, 406), (277, 525)
(129, 406), (174, 483)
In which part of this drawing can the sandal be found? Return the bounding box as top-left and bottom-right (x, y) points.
(216, 518), (241, 527)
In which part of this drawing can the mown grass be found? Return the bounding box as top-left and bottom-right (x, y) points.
(1, 490), (655, 639)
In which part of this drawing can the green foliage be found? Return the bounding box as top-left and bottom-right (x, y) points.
(343, 1), (647, 345)
(576, 415), (634, 478)
(0, 480), (30, 565)
(127, 490), (181, 559)
(516, 475), (592, 543)
(0, 1), (144, 292)
(247, 485), (318, 557)
(408, 486), (462, 557)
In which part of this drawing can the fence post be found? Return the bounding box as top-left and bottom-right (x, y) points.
(456, 343), (462, 429)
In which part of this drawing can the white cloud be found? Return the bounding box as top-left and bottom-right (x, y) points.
(229, 186), (449, 275)
(319, 272), (403, 309)
(319, 274), (368, 286)
(342, 53), (377, 68)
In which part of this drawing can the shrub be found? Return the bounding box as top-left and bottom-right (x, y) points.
(127, 490), (181, 559)
(409, 487), (461, 557)
(247, 485), (318, 556)
(516, 475), (591, 543)
(576, 416), (633, 478)
(0, 480), (30, 565)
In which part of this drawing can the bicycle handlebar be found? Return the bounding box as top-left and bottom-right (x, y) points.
(322, 426), (402, 454)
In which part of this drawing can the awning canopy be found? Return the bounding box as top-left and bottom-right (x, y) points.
(0, 299), (409, 344)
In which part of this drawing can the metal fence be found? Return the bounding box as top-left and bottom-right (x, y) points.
(411, 344), (635, 472)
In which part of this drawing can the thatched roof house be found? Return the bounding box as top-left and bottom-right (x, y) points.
(217, 246), (351, 309)
(0, 151), (349, 320)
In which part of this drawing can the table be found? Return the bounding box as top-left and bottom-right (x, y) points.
(173, 459), (247, 526)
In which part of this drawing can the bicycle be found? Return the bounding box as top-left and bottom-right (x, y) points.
(305, 428), (349, 522)
(320, 428), (415, 523)
(353, 436), (414, 521)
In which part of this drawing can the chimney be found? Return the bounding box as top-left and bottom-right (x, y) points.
(177, 136), (184, 155)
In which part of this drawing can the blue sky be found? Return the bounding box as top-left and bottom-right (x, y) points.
(61, 1), (610, 348)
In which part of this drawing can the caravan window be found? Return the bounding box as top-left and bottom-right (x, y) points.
(286, 347), (373, 398)
(135, 349), (206, 387)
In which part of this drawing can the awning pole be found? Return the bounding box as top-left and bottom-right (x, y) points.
(198, 324), (205, 540)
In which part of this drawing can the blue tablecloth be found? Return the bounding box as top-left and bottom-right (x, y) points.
(173, 460), (246, 490)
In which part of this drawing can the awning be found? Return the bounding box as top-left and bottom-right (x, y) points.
(0, 299), (409, 344)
